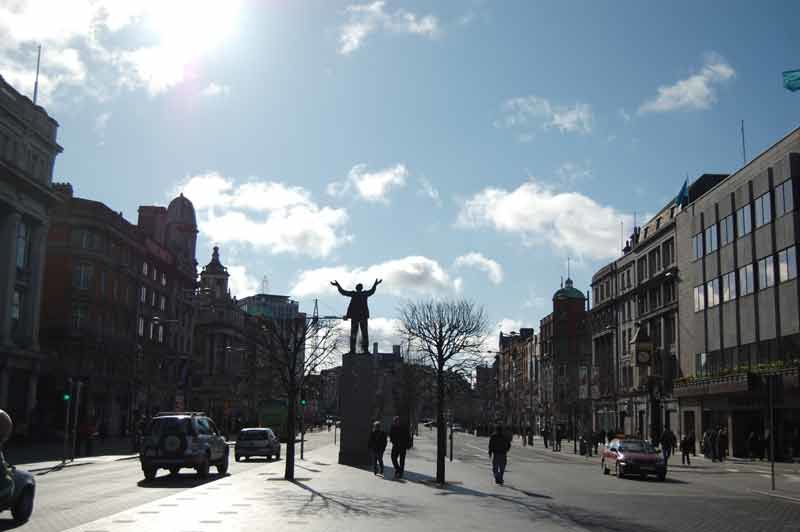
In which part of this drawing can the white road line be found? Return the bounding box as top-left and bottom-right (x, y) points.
(751, 489), (800, 504)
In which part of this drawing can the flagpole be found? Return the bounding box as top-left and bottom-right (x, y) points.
(33, 44), (41, 105)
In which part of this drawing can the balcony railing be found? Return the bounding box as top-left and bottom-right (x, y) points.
(673, 360), (800, 398)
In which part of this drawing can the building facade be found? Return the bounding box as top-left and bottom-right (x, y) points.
(40, 185), (197, 437)
(676, 128), (800, 459)
(0, 74), (63, 438)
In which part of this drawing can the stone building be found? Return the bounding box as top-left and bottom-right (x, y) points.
(497, 328), (535, 430)
(675, 127), (800, 459)
(39, 185), (198, 437)
(0, 74), (63, 438)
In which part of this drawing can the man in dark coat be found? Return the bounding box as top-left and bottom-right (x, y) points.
(368, 421), (388, 475)
(489, 424), (511, 485)
(389, 416), (410, 479)
(331, 279), (382, 354)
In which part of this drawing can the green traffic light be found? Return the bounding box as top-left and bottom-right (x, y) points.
(300, 399), (307, 406)
(63, 394), (71, 401)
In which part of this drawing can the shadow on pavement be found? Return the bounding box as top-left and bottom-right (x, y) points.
(281, 479), (413, 519)
(137, 471), (230, 489)
(31, 461), (93, 475)
(0, 518), (23, 531)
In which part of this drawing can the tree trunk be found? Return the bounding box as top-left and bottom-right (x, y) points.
(436, 364), (446, 484)
(285, 389), (296, 480)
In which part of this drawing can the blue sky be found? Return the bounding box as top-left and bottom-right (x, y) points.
(3, 0), (799, 349)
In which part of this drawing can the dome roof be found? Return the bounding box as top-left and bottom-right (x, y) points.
(167, 193), (197, 226)
(554, 278), (585, 300)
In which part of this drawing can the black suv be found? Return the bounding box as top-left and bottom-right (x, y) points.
(139, 412), (229, 480)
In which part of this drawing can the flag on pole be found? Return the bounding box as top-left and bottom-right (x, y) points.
(783, 69), (800, 92)
(675, 178), (689, 208)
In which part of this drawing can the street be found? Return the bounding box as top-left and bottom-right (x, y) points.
(5, 429), (800, 532)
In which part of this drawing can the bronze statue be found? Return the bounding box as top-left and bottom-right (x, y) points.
(331, 279), (382, 354)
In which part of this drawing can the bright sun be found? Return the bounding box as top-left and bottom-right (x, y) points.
(147, 0), (242, 56)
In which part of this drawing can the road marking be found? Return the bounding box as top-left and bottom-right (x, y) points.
(752, 489), (800, 504)
(726, 468), (740, 472)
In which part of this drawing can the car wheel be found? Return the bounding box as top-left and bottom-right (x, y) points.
(197, 457), (210, 479)
(615, 463), (624, 478)
(11, 487), (34, 523)
(169, 467), (180, 476)
(602, 460), (609, 475)
(217, 454), (229, 475)
(143, 466), (157, 480)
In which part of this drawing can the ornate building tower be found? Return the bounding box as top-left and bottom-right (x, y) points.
(200, 246), (229, 298)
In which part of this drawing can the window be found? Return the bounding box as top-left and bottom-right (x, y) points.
(650, 287), (661, 309)
(158, 325), (164, 343)
(721, 271), (736, 302)
(11, 290), (21, 321)
(706, 278), (720, 307)
(149, 321), (155, 340)
(775, 179), (794, 217)
(152, 267), (157, 281)
(664, 281), (676, 303)
(81, 230), (95, 250)
(150, 290), (156, 307)
(638, 258), (647, 282)
(695, 353), (707, 377)
(626, 270), (631, 288)
(693, 285), (705, 312)
(160, 295), (166, 312)
(705, 224), (718, 254)
(72, 304), (88, 330)
(161, 272), (167, 287)
(739, 263), (755, 296)
(138, 317), (144, 336)
(142, 262), (148, 276)
(779, 246), (797, 282)
(692, 233), (703, 260)
(737, 205), (752, 236)
(15, 220), (28, 269)
(140, 286), (147, 303)
(74, 263), (93, 290)
(663, 238), (675, 266)
(754, 192), (771, 228)
(758, 256), (775, 290)
(720, 215), (735, 246)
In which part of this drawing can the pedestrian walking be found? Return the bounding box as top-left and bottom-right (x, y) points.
(746, 431), (757, 460)
(660, 426), (676, 466)
(717, 427), (728, 462)
(688, 431), (696, 456)
(710, 428), (719, 461)
(488, 424), (511, 485)
(680, 434), (691, 465)
(368, 421), (387, 476)
(389, 416), (410, 479)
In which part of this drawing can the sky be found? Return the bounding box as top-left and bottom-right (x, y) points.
(3, 0), (799, 352)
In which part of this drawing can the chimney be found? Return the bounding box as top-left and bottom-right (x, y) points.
(373, 342), (379, 354)
(53, 182), (73, 198)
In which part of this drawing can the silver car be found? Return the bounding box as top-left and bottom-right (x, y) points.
(235, 428), (281, 462)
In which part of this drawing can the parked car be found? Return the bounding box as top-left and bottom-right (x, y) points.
(451, 424), (465, 432)
(0, 466), (35, 523)
(235, 428), (281, 462)
(601, 438), (666, 481)
(139, 412), (229, 480)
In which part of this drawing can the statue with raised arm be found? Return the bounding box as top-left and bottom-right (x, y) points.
(331, 279), (382, 354)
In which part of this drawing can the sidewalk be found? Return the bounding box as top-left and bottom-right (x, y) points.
(6, 436), (138, 470)
(61, 438), (597, 532)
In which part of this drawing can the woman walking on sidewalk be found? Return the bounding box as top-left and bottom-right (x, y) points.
(368, 421), (387, 476)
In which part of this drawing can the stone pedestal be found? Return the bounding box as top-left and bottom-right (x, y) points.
(338, 352), (375, 467)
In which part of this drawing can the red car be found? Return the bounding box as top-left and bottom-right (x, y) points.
(601, 438), (666, 481)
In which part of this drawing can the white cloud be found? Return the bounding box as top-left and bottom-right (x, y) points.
(227, 264), (259, 298)
(334, 317), (406, 353)
(417, 177), (441, 206)
(201, 82), (230, 97)
(556, 161), (592, 185)
(454, 252), (504, 284)
(0, 1), (243, 104)
(497, 318), (524, 335)
(290, 256), (459, 298)
(338, 1), (439, 55)
(499, 95), (593, 135)
(456, 178), (633, 261)
(327, 163), (408, 203)
(173, 172), (351, 258)
(638, 54), (735, 114)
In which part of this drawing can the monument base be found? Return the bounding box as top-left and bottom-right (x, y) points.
(338, 352), (375, 467)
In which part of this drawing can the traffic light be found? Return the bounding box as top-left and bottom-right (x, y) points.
(63, 393), (71, 401)
(300, 389), (307, 406)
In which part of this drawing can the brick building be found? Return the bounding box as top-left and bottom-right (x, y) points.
(0, 74), (63, 438)
(39, 185), (197, 437)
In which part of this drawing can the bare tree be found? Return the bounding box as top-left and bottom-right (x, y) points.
(398, 299), (489, 484)
(258, 315), (342, 480)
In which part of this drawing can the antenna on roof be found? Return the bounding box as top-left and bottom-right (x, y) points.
(261, 275), (269, 294)
(567, 257), (571, 279)
(32, 44), (41, 105)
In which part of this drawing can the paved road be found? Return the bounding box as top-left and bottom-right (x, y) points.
(2, 430), (336, 532)
(439, 431), (800, 532)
